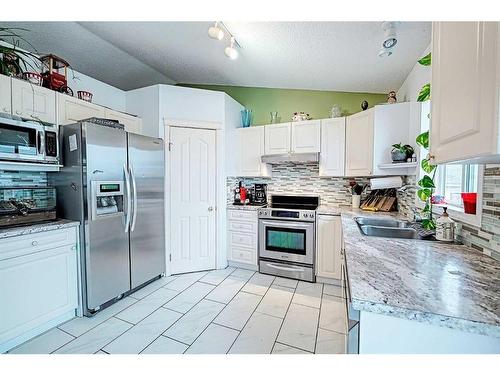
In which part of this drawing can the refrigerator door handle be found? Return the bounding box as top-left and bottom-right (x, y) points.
(124, 163), (132, 232)
(130, 165), (138, 231)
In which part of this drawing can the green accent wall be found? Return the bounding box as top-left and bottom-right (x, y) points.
(178, 84), (388, 125)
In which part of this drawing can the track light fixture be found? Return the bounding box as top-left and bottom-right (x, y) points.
(208, 21), (240, 60)
(208, 22), (224, 40)
(379, 21), (398, 58)
(224, 37), (238, 60)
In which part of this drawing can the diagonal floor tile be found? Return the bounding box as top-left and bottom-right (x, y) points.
(199, 267), (236, 285)
(319, 294), (347, 334)
(230, 268), (255, 281)
(205, 276), (246, 304)
(315, 328), (346, 354)
(272, 342), (311, 354)
(241, 272), (275, 296)
(292, 281), (323, 308)
(163, 282), (215, 313)
(9, 328), (74, 354)
(141, 336), (188, 354)
(273, 277), (298, 289)
(165, 271), (208, 292)
(163, 299), (225, 345)
(229, 312), (282, 354)
(277, 303), (319, 352)
(55, 317), (132, 354)
(129, 276), (178, 300)
(115, 288), (179, 324)
(186, 323), (239, 354)
(213, 291), (262, 330)
(59, 296), (136, 337)
(103, 308), (182, 354)
(255, 285), (294, 318)
(323, 284), (344, 298)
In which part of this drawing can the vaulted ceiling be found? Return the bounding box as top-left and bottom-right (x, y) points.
(1, 21), (430, 93)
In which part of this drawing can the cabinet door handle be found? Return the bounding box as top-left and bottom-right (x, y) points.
(16, 110), (22, 115)
(71, 245), (77, 251)
(31, 240), (38, 246)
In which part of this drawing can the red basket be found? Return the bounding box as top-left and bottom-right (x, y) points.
(461, 192), (477, 214)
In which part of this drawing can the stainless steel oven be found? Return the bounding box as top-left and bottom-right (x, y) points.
(257, 195), (319, 282)
(0, 116), (59, 164)
(259, 218), (315, 264)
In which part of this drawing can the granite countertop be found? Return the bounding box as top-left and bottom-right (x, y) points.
(0, 219), (80, 239)
(333, 206), (500, 338)
(227, 203), (266, 211)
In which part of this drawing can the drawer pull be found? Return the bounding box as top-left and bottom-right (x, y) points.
(31, 241), (38, 246)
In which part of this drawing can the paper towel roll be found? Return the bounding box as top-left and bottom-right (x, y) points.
(370, 176), (403, 190)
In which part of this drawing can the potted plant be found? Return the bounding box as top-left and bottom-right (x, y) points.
(0, 27), (40, 77)
(391, 143), (414, 163)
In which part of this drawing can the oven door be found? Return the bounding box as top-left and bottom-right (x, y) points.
(0, 118), (45, 162)
(259, 219), (314, 264)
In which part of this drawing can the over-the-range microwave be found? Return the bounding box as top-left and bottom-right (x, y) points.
(0, 116), (59, 164)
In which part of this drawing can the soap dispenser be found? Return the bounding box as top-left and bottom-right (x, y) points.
(436, 207), (455, 242)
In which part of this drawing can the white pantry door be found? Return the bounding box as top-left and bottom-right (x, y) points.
(170, 127), (217, 274)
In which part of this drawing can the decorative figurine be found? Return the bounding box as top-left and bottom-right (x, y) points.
(361, 100), (368, 110)
(292, 112), (311, 122)
(387, 91), (397, 104)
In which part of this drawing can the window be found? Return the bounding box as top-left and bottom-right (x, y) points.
(434, 164), (478, 208)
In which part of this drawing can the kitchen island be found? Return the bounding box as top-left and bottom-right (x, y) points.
(319, 206), (500, 354)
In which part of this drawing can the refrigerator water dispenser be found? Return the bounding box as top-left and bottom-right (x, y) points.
(91, 181), (125, 219)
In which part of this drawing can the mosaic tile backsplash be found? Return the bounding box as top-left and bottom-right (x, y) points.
(0, 171), (48, 187)
(228, 163), (500, 260)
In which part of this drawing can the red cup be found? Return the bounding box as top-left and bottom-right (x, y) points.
(461, 192), (477, 214)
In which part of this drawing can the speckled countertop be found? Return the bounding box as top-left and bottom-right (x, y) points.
(328, 206), (500, 338)
(0, 219), (80, 239)
(227, 203), (266, 211)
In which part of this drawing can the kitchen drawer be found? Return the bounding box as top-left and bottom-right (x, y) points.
(227, 209), (256, 221)
(228, 220), (257, 233)
(228, 231), (256, 249)
(0, 228), (77, 261)
(230, 246), (256, 264)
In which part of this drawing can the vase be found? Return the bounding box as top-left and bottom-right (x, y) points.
(241, 109), (252, 127)
(352, 195), (361, 208)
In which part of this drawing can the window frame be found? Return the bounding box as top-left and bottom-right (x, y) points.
(415, 164), (483, 227)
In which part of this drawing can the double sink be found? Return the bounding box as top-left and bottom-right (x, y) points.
(354, 217), (434, 241)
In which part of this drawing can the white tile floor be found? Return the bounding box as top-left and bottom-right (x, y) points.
(8, 267), (347, 354)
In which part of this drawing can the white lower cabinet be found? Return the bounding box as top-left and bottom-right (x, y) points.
(227, 209), (258, 269)
(0, 227), (79, 353)
(316, 215), (342, 280)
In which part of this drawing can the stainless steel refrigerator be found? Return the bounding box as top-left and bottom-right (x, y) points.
(52, 120), (165, 316)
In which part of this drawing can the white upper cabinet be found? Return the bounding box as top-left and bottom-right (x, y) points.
(264, 121), (320, 155)
(58, 93), (105, 125)
(0, 75), (11, 115)
(11, 78), (56, 124)
(431, 22), (500, 164)
(345, 109), (374, 176)
(319, 117), (345, 176)
(291, 120), (321, 153)
(104, 108), (142, 134)
(264, 122), (291, 155)
(237, 126), (269, 177)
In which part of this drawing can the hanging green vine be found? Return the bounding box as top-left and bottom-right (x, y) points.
(415, 52), (437, 230)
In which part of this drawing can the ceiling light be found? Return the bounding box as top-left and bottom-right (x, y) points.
(382, 21), (398, 49)
(378, 47), (393, 58)
(208, 22), (224, 40)
(225, 37), (238, 59)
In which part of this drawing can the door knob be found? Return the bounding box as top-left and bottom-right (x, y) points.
(208, 206), (214, 212)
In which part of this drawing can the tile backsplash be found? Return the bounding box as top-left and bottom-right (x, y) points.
(0, 170), (48, 188)
(227, 163), (372, 206)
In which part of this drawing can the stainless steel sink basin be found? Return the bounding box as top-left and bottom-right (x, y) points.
(354, 217), (434, 241)
(354, 217), (410, 228)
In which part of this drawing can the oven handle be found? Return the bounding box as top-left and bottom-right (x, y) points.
(259, 219), (314, 229)
(264, 262), (304, 272)
(36, 130), (43, 155)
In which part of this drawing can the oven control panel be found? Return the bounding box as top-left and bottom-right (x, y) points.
(257, 208), (316, 222)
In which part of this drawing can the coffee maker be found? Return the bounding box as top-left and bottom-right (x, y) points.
(253, 184), (267, 205)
